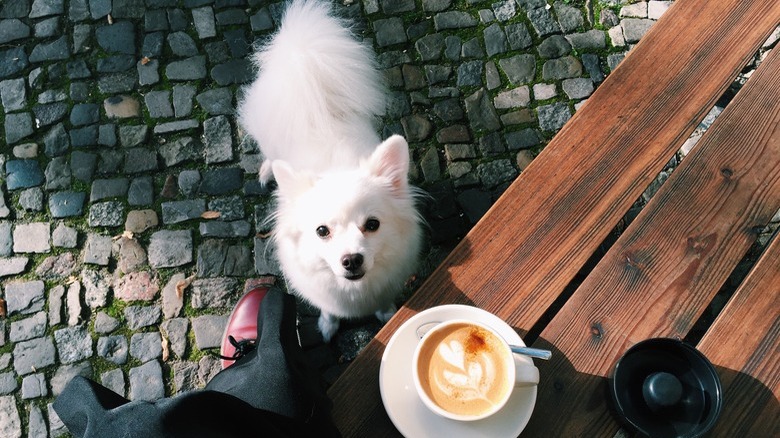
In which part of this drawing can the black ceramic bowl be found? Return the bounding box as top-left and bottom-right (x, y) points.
(610, 338), (722, 438)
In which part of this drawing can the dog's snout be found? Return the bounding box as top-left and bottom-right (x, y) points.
(341, 253), (364, 271)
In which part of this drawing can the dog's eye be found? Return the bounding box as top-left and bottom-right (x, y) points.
(316, 226), (330, 238)
(364, 218), (380, 232)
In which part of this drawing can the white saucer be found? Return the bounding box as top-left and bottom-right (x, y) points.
(379, 305), (537, 437)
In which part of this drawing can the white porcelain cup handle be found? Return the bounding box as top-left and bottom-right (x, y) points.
(514, 361), (540, 387)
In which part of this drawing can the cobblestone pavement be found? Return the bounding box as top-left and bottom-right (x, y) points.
(1, 0), (778, 436)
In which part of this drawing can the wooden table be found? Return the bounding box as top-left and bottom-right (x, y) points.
(327, 0), (780, 435)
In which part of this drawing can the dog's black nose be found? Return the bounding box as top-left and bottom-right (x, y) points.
(341, 254), (364, 271)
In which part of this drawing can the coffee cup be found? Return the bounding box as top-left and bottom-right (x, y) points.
(412, 319), (539, 421)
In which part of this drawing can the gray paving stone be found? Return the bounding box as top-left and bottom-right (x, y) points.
(498, 53), (536, 85)
(622, 18), (655, 43)
(67, 282), (81, 326)
(461, 36), (484, 58)
(70, 124), (99, 148)
(94, 311), (120, 334)
(130, 332), (163, 363)
(113, 236), (147, 274)
(97, 55), (136, 73)
(144, 90), (173, 118)
(12, 223), (50, 254)
(153, 119), (199, 134)
(30, 251), (75, 280)
(211, 58), (253, 86)
(54, 324), (92, 364)
(0, 19), (30, 44)
(88, 201), (125, 227)
(0, 222), (11, 257)
(161, 274), (186, 319)
(28, 405), (47, 438)
(161, 199), (206, 224)
(125, 305), (161, 330)
(129, 360), (165, 402)
(95, 21), (136, 54)
(0, 258), (29, 278)
(566, 29), (606, 50)
(0, 395), (21, 438)
(49, 191), (86, 218)
(484, 23), (508, 57)
(199, 220), (252, 238)
(9, 311), (47, 343)
(21, 373), (47, 399)
(13, 336), (55, 375)
(44, 156), (71, 190)
(82, 268), (110, 309)
(166, 56), (207, 81)
(0, 197), (8, 222)
(148, 230), (192, 268)
(4, 113), (34, 145)
(537, 101), (573, 132)
(43, 123), (69, 157)
(29, 35), (70, 62)
(0, 78), (26, 112)
(505, 128), (542, 150)
(0, 46), (28, 79)
(434, 11), (478, 30)
(0, 372), (17, 395)
(118, 125), (148, 148)
(494, 86), (531, 109)
(48, 285), (64, 326)
(456, 60), (483, 87)
(83, 233), (112, 266)
(464, 88), (501, 132)
(19, 187), (44, 211)
(193, 6), (217, 38)
(124, 148), (158, 173)
(97, 335), (129, 365)
(90, 178), (129, 202)
(128, 176), (154, 206)
(196, 87), (233, 115)
(192, 314), (227, 349)
(97, 71), (138, 94)
(190, 277), (240, 309)
(203, 115), (234, 164)
(542, 55), (583, 80)
(416, 33), (445, 61)
(199, 168), (243, 195)
(562, 77), (595, 99)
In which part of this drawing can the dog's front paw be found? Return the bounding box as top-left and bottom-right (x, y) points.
(318, 313), (340, 342)
(375, 304), (397, 324)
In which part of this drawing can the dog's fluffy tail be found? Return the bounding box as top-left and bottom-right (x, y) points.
(238, 0), (385, 177)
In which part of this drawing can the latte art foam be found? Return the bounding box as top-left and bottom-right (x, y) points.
(417, 323), (511, 417)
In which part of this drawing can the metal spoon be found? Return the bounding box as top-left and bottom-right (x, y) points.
(415, 321), (552, 361)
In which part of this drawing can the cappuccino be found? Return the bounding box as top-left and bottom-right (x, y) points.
(416, 322), (512, 418)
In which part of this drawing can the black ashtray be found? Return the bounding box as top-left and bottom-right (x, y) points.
(610, 338), (722, 438)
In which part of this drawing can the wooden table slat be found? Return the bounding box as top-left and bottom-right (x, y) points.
(697, 234), (780, 437)
(523, 43), (780, 436)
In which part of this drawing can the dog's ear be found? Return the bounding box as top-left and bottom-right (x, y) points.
(367, 135), (410, 195)
(272, 160), (312, 197)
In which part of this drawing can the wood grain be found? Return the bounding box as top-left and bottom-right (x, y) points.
(327, 0), (780, 435)
(523, 42), (780, 436)
(697, 234), (780, 437)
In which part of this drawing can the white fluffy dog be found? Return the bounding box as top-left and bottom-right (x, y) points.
(238, 0), (424, 341)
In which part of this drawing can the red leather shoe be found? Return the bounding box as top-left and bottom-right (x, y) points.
(220, 286), (269, 369)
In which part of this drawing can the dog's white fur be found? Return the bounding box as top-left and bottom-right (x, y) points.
(238, 0), (423, 341)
